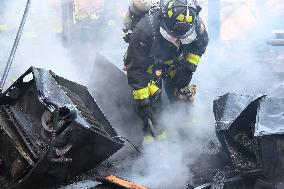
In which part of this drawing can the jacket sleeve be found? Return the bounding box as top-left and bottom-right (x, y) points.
(184, 16), (209, 67)
(172, 17), (209, 89)
(126, 27), (152, 90)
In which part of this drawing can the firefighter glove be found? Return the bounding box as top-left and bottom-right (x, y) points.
(136, 99), (154, 123)
(174, 84), (196, 102)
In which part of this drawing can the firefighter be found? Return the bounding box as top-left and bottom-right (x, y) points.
(124, 0), (209, 138)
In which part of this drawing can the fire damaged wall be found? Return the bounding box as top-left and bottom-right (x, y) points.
(0, 67), (123, 189)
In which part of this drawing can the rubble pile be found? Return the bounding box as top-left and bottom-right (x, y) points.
(0, 64), (283, 189)
(191, 93), (284, 188)
(0, 67), (123, 189)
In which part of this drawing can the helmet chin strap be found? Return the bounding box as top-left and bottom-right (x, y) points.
(160, 27), (180, 47)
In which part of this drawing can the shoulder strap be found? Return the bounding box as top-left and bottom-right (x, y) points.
(148, 9), (159, 40)
(147, 10), (161, 60)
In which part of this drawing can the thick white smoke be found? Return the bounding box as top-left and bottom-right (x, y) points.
(0, 1), (283, 189)
(0, 0), (84, 90)
(122, 1), (284, 188)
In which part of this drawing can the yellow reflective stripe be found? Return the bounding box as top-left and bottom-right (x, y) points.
(133, 81), (159, 99)
(24, 32), (37, 38)
(0, 24), (8, 31)
(187, 15), (193, 23)
(170, 69), (177, 78)
(168, 10), (173, 17)
(147, 65), (153, 74)
(167, 2), (174, 17)
(186, 53), (201, 65)
(168, 2), (173, 8)
(176, 14), (185, 21)
(163, 60), (173, 65)
(144, 135), (154, 143)
(133, 87), (150, 100)
(175, 14), (192, 23)
(157, 130), (168, 140)
(148, 81), (159, 96)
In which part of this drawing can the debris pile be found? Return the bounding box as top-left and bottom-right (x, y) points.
(0, 67), (123, 189)
(191, 93), (284, 188)
(1, 67), (284, 189)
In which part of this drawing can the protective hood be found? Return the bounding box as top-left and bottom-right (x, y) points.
(160, 26), (197, 46)
(160, 26), (180, 47)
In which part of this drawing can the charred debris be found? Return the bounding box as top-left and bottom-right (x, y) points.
(0, 67), (123, 189)
(0, 63), (283, 189)
(0, 0), (283, 188)
(189, 93), (284, 189)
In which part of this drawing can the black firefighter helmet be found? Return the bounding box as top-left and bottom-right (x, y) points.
(160, 0), (199, 39)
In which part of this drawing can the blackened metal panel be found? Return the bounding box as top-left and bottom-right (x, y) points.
(256, 135), (284, 180)
(32, 67), (91, 128)
(213, 93), (257, 131)
(13, 124), (123, 189)
(0, 67), (124, 188)
(87, 53), (144, 145)
(255, 97), (284, 136)
(213, 93), (264, 171)
(254, 97), (284, 183)
(4, 82), (52, 160)
(33, 67), (74, 108)
(51, 73), (120, 140)
(254, 97), (284, 179)
(0, 110), (32, 186)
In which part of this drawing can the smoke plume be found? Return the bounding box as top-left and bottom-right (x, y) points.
(0, 1), (283, 189)
(122, 1), (284, 188)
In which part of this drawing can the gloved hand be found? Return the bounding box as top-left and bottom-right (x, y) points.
(171, 64), (194, 89)
(123, 32), (132, 43)
(133, 81), (161, 136)
(173, 84), (196, 102)
(136, 98), (156, 136)
(136, 98), (153, 120)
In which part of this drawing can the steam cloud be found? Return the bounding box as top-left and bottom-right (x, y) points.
(0, 0), (91, 89)
(122, 1), (284, 188)
(0, 0), (283, 189)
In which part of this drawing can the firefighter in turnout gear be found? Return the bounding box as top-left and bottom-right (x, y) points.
(123, 0), (209, 138)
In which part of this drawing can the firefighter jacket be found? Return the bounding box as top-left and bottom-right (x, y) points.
(125, 11), (209, 100)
